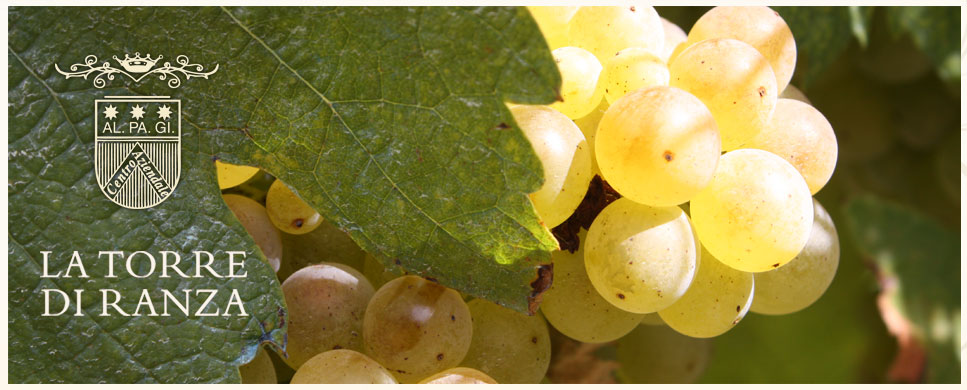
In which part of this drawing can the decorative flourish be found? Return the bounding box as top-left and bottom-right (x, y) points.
(54, 53), (219, 89)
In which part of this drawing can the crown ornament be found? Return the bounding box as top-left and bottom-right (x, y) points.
(55, 53), (218, 89)
(113, 52), (161, 73)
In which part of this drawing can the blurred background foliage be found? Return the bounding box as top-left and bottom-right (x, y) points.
(652, 6), (961, 383)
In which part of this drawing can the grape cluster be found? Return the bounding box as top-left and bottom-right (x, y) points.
(528, 4), (840, 345)
(216, 165), (549, 384)
(221, 5), (842, 384)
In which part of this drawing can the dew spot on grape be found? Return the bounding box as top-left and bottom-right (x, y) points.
(663, 151), (674, 162)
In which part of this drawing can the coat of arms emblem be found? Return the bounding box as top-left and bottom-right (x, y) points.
(94, 96), (181, 209)
(55, 52), (217, 209)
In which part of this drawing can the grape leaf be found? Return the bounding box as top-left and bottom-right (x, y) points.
(774, 6), (856, 90)
(8, 6), (559, 383)
(845, 195), (960, 383)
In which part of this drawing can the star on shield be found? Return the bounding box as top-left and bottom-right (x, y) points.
(103, 104), (118, 120)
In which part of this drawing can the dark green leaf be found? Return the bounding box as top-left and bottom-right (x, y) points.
(8, 6), (559, 383)
(774, 6), (855, 89)
(845, 195), (960, 383)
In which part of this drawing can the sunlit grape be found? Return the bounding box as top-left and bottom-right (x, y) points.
(542, 230), (645, 343)
(684, 6), (797, 92)
(669, 38), (777, 150)
(602, 47), (669, 104)
(745, 98), (838, 194)
(528, 6), (579, 50)
(596, 86), (720, 206)
(567, 6), (664, 63)
(690, 149), (813, 272)
(512, 105), (593, 228)
(659, 246), (754, 338)
(550, 47), (606, 119)
(585, 198), (699, 313)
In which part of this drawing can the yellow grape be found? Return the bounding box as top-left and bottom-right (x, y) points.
(550, 47), (605, 119)
(282, 263), (375, 369)
(419, 367), (498, 384)
(603, 47), (669, 104)
(363, 275), (472, 383)
(584, 199), (700, 313)
(745, 98), (838, 194)
(685, 6), (797, 92)
(596, 86), (721, 207)
(222, 194), (282, 272)
(527, 6), (579, 50)
(461, 299), (551, 384)
(752, 199), (840, 315)
(216, 161), (259, 189)
(266, 179), (323, 235)
(572, 99), (608, 177)
(669, 38), (777, 151)
(541, 230), (645, 343)
(239, 347), (277, 384)
(512, 105), (592, 228)
(690, 149), (813, 272)
(567, 6), (664, 63)
(660, 18), (687, 62)
(658, 246), (754, 338)
(290, 349), (397, 384)
(779, 84), (811, 104)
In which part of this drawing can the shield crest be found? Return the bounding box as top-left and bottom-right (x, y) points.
(94, 97), (181, 209)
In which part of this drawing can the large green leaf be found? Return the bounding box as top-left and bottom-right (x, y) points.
(8, 6), (559, 383)
(845, 195), (960, 383)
